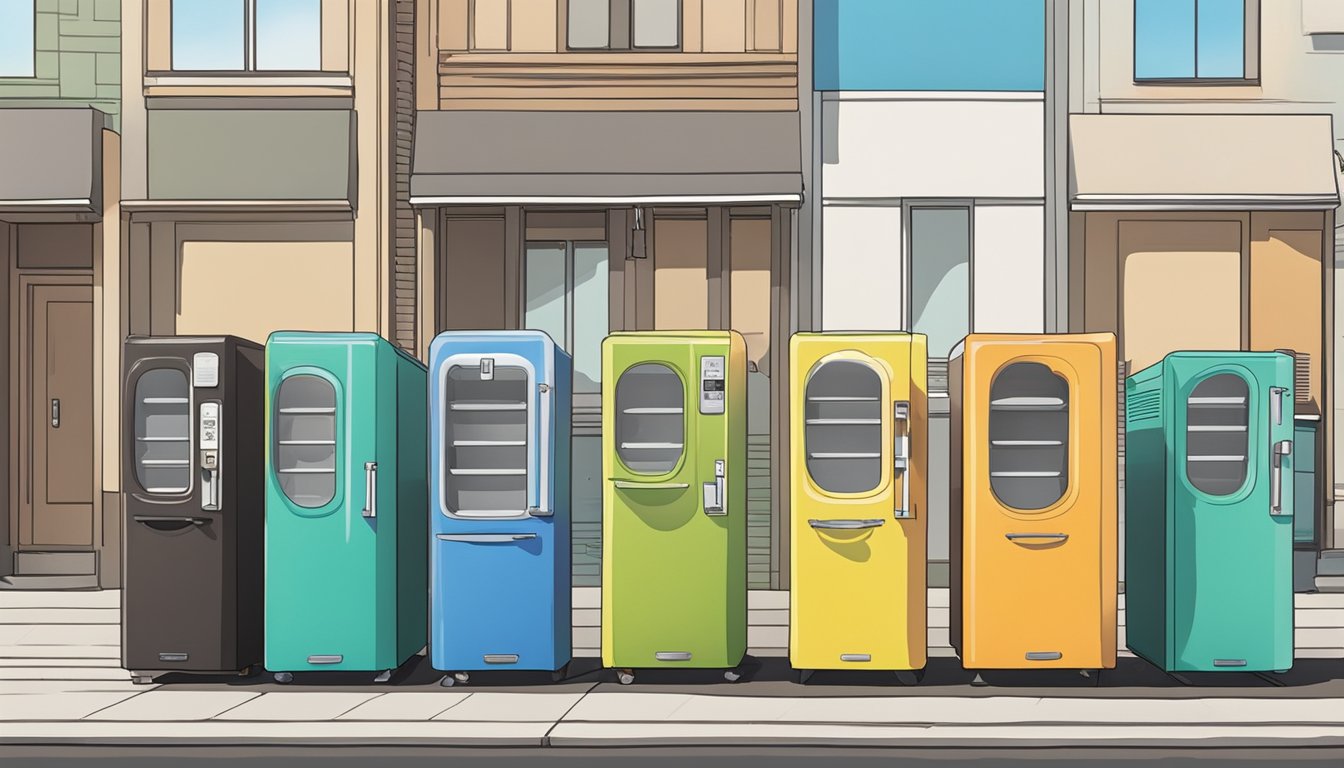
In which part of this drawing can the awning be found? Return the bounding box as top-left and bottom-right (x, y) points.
(0, 108), (107, 213)
(411, 111), (802, 205)
(1069, 114), (1340, 211)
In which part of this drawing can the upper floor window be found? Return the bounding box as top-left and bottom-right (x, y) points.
(568, 0), (681, 51)
(1134, 0), (1258, 82)
(172, 0), (321, 72)
(0, 0), (35, 77)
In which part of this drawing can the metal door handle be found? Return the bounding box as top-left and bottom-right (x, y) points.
(1271, 439), (1292, 516)
(612, 481), (689, 490)
(703, 459), (726, 516)
(1006, 533), (1069, 542)
(809, 518), (886, 530)
(893, 401), (912, 519)
(1270, 386), (1287, 426)
(436, 533), (537, 543)
(362, 461), (377, 518)
(51, 398), (59, 428)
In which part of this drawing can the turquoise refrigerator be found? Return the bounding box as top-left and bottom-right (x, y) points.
(1125, 351), (1294, 673)
(264, 332), (428, 683)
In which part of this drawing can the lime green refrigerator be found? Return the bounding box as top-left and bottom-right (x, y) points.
(601, 331), (747, 684)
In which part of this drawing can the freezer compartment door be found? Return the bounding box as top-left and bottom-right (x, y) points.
(430, 531), (567, 671)
(122, 512), (227, 670)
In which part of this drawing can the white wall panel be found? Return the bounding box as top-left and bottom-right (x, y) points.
(972, 205), (1045, 333)
(820, 205), (903, 331)
(822, 99), (1044, 200)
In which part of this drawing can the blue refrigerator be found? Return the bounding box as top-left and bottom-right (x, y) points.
(429, 330), (572, 685)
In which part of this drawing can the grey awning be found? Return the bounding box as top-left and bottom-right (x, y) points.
(1070, 114), (1341, 211)
(0, 108), (107, 213)
(412, 111), (802, 204)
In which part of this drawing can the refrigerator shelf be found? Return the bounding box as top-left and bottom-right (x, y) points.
(449, 468), (526, 476)
(277, 467), (335, 474)
(1187, 425), (1246, 432)
(807, 396), (880, 402)
(141, 397), (189, 405)
(991, 470), (1062, 478)
(990, 396), (1066, 410)
(449, 401), (526, 411)
(136, 436), (189, 442)
(805, 418), (880, 425)
(1188, 396), (1246, 406)
(809, 452), (881, 459)
(991, 440), (1063, 447)
(140, 459), (190, 466)
(452, 439), (526, 447)
(1187, 455), (1246, 462)
(278, 439), (336, 445)
(279, 406), (336, 414)
(622, 407), (683, 414)
(620, 442), (684, 450)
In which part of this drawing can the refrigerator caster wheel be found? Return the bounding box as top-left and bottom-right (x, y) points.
(797, 669), (814, 685)
(723, 669), (742, 683)
(894, 670), (921, 686)
(550, 665), (569, 683)
(970, 673), (988, 687)
(237, 666), (254, 678)
(440, 675), (456, 688)
(617, 670), (635, 685)
(373, 670), (392, 684)
(274, 672), (294, 685)
(132, 675), (154, 686)
(453, 672), (470, 685)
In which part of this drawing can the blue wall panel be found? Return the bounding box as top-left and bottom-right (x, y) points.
(815, 0), (1045, 92)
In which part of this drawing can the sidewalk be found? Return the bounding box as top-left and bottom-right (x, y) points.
(3, 590), (1344, 749)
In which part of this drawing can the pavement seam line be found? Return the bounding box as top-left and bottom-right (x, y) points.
(540, 681), (601, 746)
(75, 685), (157, 720)
(201, 691), (267, 720)
(426, 691), (474, 720)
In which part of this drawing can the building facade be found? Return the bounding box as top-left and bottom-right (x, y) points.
(1070, 0), (1342, 586)
(0, 0), (121, 587)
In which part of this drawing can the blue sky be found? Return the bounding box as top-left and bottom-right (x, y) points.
(0, 0), (35, 78)
(171, 0), (320, 71)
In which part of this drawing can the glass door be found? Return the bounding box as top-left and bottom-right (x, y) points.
(804, 360), (883, 495)
(273, 374), (339, 510)
(988, 362), (1070, 511)
(133, 368), (193, 495)
(441, 360), (531, 519)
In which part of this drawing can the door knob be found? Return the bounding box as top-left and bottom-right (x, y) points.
(50, 398), (60, 428)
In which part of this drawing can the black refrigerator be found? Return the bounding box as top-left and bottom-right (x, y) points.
(121, 336), (264, 683)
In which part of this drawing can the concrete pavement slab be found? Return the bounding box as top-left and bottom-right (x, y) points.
(0, 623), (120, 646)
(0, 720), (552, 746)
(0, 692), (140, 721)
(563, 691), (694, 721)
(336, 692), (472, 721)
(85, 690), (261, 721)
(1, 666), (131, 681)
(0, 680), (150, 694)
(432, 691), (586, 722)
(212, 692), (382, 721)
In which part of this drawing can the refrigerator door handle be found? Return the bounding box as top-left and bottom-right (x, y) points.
(50, 398), (60, 428)
(1005, 532), (1069, 542)
(436, 533), (538, 543)
(1270, 439), (1292, 516)
(133, 515), (209, 529)
(1270, 386), (1287, 426)
(362, 461), (378, 519)
(893, 401), (911, 519)
(809, 518), (886, 530)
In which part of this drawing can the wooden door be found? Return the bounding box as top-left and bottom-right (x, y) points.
(21, 283), (95, 550)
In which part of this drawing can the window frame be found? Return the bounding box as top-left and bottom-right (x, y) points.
(903, 200), (974, 361)
(1132, 0), (1261, 85)
(0, 0), (36, 79)
(168, 0), (325, 74)
(566, 0), (684, 52)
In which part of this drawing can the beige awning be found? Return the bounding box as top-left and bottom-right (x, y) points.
(0, 108), (108, 213)
(1069, 114), (1340, 211)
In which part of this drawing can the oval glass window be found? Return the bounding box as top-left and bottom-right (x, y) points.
(988, 362), (1070, 511)
(274, 374), (337, 508)
(615, 363), (685, 474)
(1185, 373), (1249, 496)
(443, 362), (530, 518)
(134, 368), (191, 494)
(804, 360), (882, 494)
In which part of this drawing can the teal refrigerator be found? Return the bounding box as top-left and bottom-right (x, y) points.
(1125, 351), (1294, 673)
(264, 332), (428, 683)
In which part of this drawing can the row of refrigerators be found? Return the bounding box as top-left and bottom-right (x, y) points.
(121, 329), (1299, 686)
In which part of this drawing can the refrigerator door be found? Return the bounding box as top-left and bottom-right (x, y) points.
(123, 354), (224, 671)
(963, 341), (1111, 669)
(439, 353), (536, 520)
(790, 338), (926, 672)
(265, 340), (381, 672)
(602, 333), (746, 669)
(1170, 355), (1294, 671)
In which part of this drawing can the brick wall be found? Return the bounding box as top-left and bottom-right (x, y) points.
(0, 0), (120, 129)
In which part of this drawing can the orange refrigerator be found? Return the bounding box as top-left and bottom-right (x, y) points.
(949, 333), (1118, 673)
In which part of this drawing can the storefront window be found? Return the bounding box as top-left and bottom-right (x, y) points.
(172, 0), (321, 71)
(524, 241), (609, 393)
(909, 206), (971, 359)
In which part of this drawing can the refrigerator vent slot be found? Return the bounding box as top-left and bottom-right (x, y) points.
(1185, 373), (1249, 496)
(275, 375), (338, 508)
(445, 363), (530, 518)
(1127, 389), (1162, 423)
(1278, 348), (1312, 404)
(988, 362), (1069, 511)
(133, 368), (192, 494)
(804, 359), (883, 494)
(615, 363), (686, 475)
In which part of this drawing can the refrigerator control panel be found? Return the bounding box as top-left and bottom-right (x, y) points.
(699, 356), (726, 415)
(200, 403), (220, 453)
(192, 352), (219, 388)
